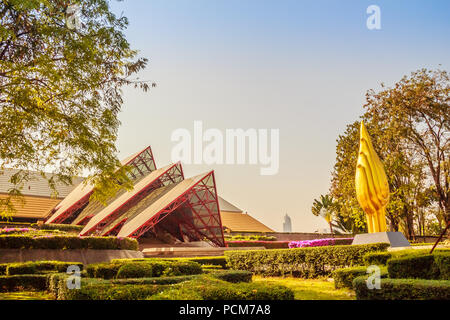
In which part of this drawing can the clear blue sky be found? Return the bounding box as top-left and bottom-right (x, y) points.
(108, 0), (450, 232)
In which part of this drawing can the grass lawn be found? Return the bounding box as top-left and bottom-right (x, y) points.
(253, 276), (355, 300)
(0, 291), (54, 300)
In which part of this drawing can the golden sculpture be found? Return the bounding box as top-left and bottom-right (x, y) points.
(355, 121), (389, 233)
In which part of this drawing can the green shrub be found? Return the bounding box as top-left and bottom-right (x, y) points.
(116, 262), (154, 279)
(388, 254), (439, 280)
(332, 266), (388, 289)
(363, 252), (392, 266)
(212, 270), (252, 283)
(163, 261), (203, 277)
(5, 261), (83, 275)
(226, 241), (289, 249)
(85, 263), (122, 279)
(434, 253), (450, 280)
(112, 275), (197, 285)
(148, 277), (294, 300)
(48, 274), (161, 300)
(353, 277), (450, 300)
(0, 234), (138, 250)
(31, 223), (83, 233)
(387, 252), (450, 280)
(225, 243), (390, 278)
(0, 264), (6, 275)
(0, 274), (48, 292)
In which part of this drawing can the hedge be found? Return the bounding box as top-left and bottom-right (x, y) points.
(0, 234), (138, 250)
(6, 261), (83, 276)
(0, 274), (48, 292)
(388, 252), (450, 280)
(148, 277), (295, 300)
(225, 243), (390, 278)
(31, 223), (84, 233)
(49, 273), (294, 300)
(353, 277), (450, 300)
(86, 260), (203, 279)
(226, 241), (289, 249)
(212, 270), (252, 283)
(363, 252), (393, 266)
(112, 275), (198, 285)
(112, 256), (228, 269)
(116, 262), (154, 279)
(48, 274), (162, 300)
(332, 266), (388, 289)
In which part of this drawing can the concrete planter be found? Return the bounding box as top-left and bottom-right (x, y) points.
(0, 249), (143, 264)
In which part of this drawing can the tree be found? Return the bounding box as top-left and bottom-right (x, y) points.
(0, 0), (151, 217)
(330, 68), (448, 238)
(312, 194), (336, 236)
(365, 69), (449, 220)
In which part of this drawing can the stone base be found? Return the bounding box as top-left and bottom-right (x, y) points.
(352, 232), (410, 248)
(0, 249), (143, 264)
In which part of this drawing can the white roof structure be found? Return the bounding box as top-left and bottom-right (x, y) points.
(117, 172), (210, 238)
(80, 163), (181, 236)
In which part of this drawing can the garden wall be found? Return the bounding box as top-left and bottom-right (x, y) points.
(0, 249), (143, 264)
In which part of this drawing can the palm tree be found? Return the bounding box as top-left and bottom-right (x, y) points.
(311, 194), (336, 237)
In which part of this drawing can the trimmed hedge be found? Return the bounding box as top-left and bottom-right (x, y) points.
(31, 223), (84, 233)
(0, 264), (6, 275)
(226, 241), (289, 249)
(363, 252), (393, 266)
(85, 263), (122, 279)
(225, 243), (390, 278)
(112, 275), (197, 285)
(212, 270), (252, 283)
(0, 234), (138, 250)
(332, 266), (388, 289)
(388, 252), (450, 280)
(117, 262), (154, 279)
(148, 277), (295, 300)
(5, 261), (83, 275)
(0, 274), (48, 292)
(353, 277), (450, 300)
(86, 260), (203, 279)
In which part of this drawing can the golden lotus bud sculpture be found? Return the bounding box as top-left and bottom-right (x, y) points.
(355, 121), (389, 233)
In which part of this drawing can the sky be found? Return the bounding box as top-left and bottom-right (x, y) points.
(107, 0), (450, 232)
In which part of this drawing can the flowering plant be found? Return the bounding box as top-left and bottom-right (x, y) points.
(288, 238), (353, 248)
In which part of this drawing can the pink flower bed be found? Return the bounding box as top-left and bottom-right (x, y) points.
(0, 227), (36, 234)
(288, 238), (353, 248)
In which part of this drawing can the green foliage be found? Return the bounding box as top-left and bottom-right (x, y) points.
(0, 0), (151, 218)
(0, 274), (48, 292)
(224, 235), (277, 241)
(0, 264), (7, 275)
(332, 266), (388, 289)
(111, 275), (197, 286)
(387, 252), (450, 280)
(116, 262), (154, 279)
(148, 277), (294, 301)
(331, 69), (450, 236)
(85, 263), (122, 279)
(224, 243), (390, 278)
(353, 277), (450, 300)
(31, 224), (83, 233)
(211, 270), (253, 283)
(87, 260), (202, 279)
(0, 234), (138, 250)
(363, 252), (393, 266)
(5, 261), (83, 275)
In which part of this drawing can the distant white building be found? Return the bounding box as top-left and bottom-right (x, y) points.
(283, 214), (292, 232)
